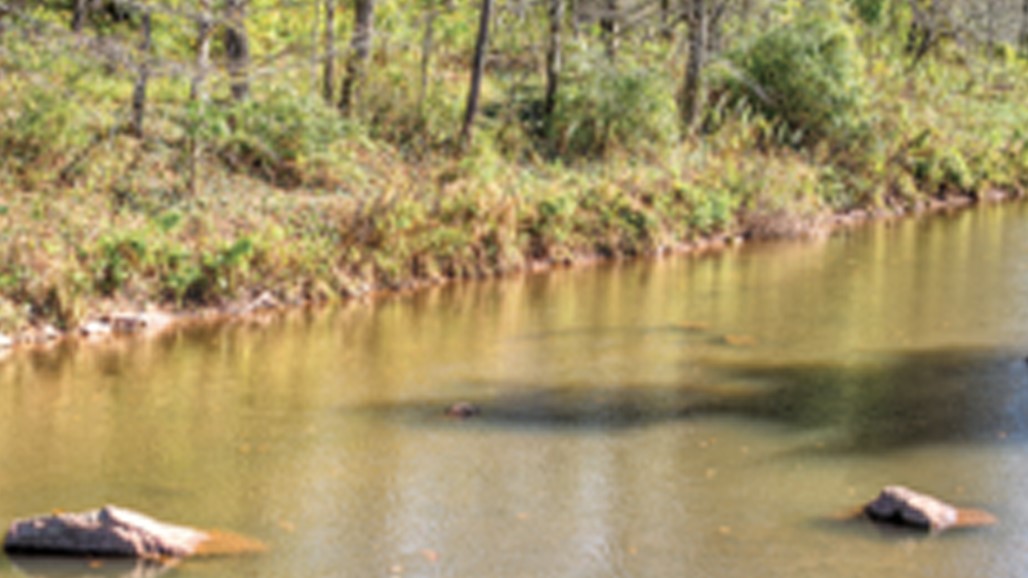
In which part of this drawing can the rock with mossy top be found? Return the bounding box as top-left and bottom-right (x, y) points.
(3, 506), (265, 559)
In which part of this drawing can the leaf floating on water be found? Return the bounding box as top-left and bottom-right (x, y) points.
(195, 529), (269, 556)
(277, 520), (296, 533)
(678, 321), (709, 331)
(722, 334), (757, 347)
(420, 548), (439, 563)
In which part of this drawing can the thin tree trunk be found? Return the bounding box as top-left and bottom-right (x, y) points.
(339, 0), (375, 116)
(1021, 0), (1028, 57)
(323, 0), (336, 103)
(569, 0), (580, 38)
(659, 0), (673, 40)
(190, 0), (213, 102)
(986, 0), (996, 57)
(418, 5), (436, 118)
(189, 0), (213, 197)
(0, 2), (12, 36)
(131, 8), (153, 139)
(459, 0), (494, 150)
(600, 0), (618, 61)
(225, 0), (250, 101)
(680, 0), (707, 133)
(543, 0), (564, 123)
(708, 1), (726, 55)
(71, 0), (89, 32)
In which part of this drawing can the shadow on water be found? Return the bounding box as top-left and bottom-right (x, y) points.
(358, 347), (1028, 452)
(709, 347), (1028, 452)
(3, 555), (174, 578)
(358, 383), (704, 431)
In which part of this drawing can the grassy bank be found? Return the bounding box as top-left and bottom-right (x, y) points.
(1, 3), (1027, 335)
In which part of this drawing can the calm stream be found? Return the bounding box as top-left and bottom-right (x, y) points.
(5, 203), (1028, 577)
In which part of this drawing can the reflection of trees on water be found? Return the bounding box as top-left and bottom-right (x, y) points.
(371, 347), (1028, 453)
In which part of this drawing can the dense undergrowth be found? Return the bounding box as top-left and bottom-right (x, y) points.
(0, 2), (1027, 332)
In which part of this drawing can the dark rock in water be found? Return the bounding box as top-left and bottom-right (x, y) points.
(4, 506), (209, 559)
(863, 486), (967, 531)
(445, 402), (481, 419)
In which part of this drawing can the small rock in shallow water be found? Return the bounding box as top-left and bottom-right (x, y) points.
(445, 402), (481, 419)
(3, 505), (265, 559)
(4, 506), (207, 558)
(862, 485), (996, 532)
(0, 333), (11, 349)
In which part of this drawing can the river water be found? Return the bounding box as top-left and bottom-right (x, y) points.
(4, 203), (1028, 578)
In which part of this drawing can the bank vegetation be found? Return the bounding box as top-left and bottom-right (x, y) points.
(0, 0), (1027, 333)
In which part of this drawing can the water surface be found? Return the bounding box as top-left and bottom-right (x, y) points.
(4, 203), (1028, 577)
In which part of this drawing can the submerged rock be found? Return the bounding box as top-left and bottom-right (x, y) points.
(863, 486), (996, 532)
(445, 402), (481, 419)
(0, 333), (11, 349)
(3, 506), (264, 559)
(110, 312), (171, 335)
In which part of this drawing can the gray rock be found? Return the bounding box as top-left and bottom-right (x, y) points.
(3, 506), (208, 559)
(0, 333), (11, 349)
(864, 486), (958, 531)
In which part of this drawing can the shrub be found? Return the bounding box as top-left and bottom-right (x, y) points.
(725, 9), (868, 148)
(548, 52), (679, 159)
(213, 89), (354, 187)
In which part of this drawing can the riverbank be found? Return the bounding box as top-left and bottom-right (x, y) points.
(0, 184), (1022, 357)
(2, 7), (1028, 351)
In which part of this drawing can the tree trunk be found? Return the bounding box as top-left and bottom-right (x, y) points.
(418, 4), (436, 118)
(543, 0), (564, 123)
(459, 0), (494, 150)
(71, 0), (89, 32)
(1020, 0), (1028, 57)
(190, 0), (213, 102)
(600, 0), (618, 61)
(707, 0), (726, 55)
(189, 0), (213, 197)
(986, 0), (996, 58)
(659, 0), (673, 40)
(339, 0), (375, 116)
(224, 0), (250, 101)
(323, 0), (336, 103)
(131, 8), (153, 139)
(569, 0), (580, 38)
(680, 0), (707, 133)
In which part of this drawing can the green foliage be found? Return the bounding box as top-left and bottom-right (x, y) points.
(0, 84), (93, 180)
(549, 53), (679, 158)
(94, 232), (151, 296)
(216, 89), (354, 187)
(849, 0), (890, 26)
(726, 9), (868, 148)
